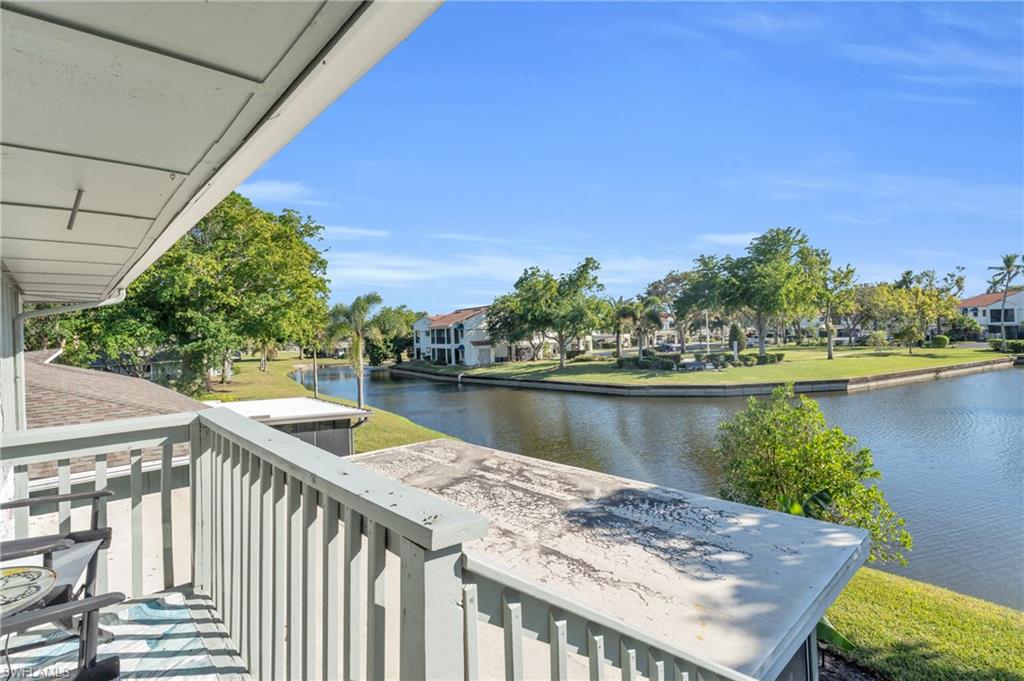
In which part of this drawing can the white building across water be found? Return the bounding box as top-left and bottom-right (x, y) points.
(412, 306), (514, 366)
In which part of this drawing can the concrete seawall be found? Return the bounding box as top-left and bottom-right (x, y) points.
(389, 356), (1015, 398)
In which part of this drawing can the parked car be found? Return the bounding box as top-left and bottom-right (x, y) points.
(746, 337), (760, 348)
(657, 343), (682, 352)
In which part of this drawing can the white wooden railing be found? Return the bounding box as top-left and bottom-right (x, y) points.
(1, 408), (756, 681)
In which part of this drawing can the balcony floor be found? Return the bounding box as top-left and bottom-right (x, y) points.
(4, 589), (249, 680)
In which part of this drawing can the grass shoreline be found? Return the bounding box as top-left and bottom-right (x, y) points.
(199, 353), (447, 452)
(201, 351), (1023, 680)
(395, 346), (1010, 389)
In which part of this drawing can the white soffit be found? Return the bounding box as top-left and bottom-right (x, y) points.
(0, 0), (440, 303)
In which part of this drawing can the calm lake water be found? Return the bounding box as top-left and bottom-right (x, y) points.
(296, 366), (1024, 609)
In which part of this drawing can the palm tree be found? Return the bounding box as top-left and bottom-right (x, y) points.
(607, 296), (634, 357)
(988, 254), (1022, 351)
(627, 296), (664, 360)
(328, 292), (383, 408)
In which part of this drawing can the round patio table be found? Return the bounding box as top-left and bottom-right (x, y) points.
(0, 566), (56, 617)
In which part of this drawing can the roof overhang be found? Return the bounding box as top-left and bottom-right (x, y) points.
(1, 1), (440, 303)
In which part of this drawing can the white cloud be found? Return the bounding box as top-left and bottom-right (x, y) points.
(840, 41), (1022, 87)
(764, 172), (1022, 222)
(324, 226), (389, 239)
(238, 180), (311, 201)
(697, 232), (759, 247)
(237, 179), (333, 207)
(884, 92), (974, 105)
(709, 9), (825, 41)
(433, 233), (512, 246)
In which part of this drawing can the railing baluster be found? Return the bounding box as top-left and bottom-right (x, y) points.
(190, 422), (202, 593)
(322, 498), (341, 681)
(588, 624), (606, 681)
(620, 639), (638, 681)
(93, 455), (107, 593)
(238, 448), (250, 662)
(161, 441), (174, 589)
(303, 485), (318, 679)
(248, 452), (261, 672)
(502, 591), (524, 681)
(260, 459), (275, 680)
(648, 651), (665, 681)
(272, 467), (287, 680)
(343, 506), (364, 681)
(216, 433), (227, 615)
(288, 475), (303, 679)
(367, 519), (386, 681)
(129, 449), (142, 597)
(57, 458), (71, 534)
(549, 608), (568, 681)
(13, 464), (27, 539)
(231, 444), (243, 650)
(463, 583), (479, 681)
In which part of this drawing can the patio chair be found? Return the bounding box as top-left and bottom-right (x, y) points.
(1, 489), (125, 681)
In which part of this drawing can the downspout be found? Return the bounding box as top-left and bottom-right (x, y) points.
(12, 288), (126, 429)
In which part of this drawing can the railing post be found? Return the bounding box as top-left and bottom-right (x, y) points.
(399, 539), (467, 681)
(190, 418), (211, 595)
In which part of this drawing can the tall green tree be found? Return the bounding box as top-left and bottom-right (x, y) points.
(605, 296), (635, 357)
(25, 192), (329, 395)
(805, 249), (856, 360)
(367, 305), (422, 365)
(988, 254), (1022, 351)
(718, 385), (912, 564)
(544, 258), (605, 368)
(328, 292), (383, 409)
(724, 228), (813, 358)
(624, 296), (664, 360)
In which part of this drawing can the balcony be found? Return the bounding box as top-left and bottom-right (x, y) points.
(1, 408), (866, 680)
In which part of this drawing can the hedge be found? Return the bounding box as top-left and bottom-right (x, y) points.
(989, 339), (1024, 353)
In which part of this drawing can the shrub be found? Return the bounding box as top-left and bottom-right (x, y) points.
(741, 355), (758, 367)
(728, 323), (744, 348)
(565, 349), (585, 360)
(729, 360), (743, 368)
(989, 339), (1024, 353)
(615, 357), (633, 369)
(930, 335), (949, 348)
(868, 330), (888, 354)
(655, 352), (682, 364)
(693, 352), (705, 362)
(772, 352), (785, 363)
(717, 385), (912, 564)
(757, 355), (770, 365)
(568, 354), (604, 363)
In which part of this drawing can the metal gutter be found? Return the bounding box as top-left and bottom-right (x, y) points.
(10, 287), (126, 430)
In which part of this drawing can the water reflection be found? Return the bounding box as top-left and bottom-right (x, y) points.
(301, 366), (1024, 609)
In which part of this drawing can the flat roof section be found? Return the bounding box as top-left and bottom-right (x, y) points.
(203, 396), (370, 426)
(352, 439), (869, 681)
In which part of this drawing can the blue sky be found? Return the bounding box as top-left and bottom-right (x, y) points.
(240, 2), (1023, 313)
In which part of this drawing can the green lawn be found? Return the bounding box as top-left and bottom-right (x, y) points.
(398, 346), (1003, 386)
(828, 568), (1024, 681)
(199, 353), (447, 452)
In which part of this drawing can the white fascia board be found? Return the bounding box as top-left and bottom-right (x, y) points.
(112, 1), (441, 295)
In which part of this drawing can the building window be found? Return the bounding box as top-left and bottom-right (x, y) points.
(982, 309), (987, 316)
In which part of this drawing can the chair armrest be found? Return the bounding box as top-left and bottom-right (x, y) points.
(1, 489), (113, 511)
(1, 592), (125, 635)
(0, 537), (73, 561)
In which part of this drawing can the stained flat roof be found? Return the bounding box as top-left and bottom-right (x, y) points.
(203, 397), (370, 426)
(352, 439), (869, 680)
